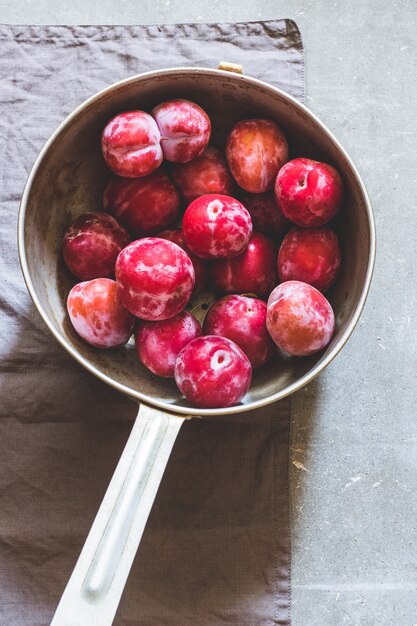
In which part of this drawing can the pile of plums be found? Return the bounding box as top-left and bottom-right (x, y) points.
(64, 98), (343, 408)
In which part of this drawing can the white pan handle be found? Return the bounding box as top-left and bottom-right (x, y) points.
(50, 403), (185, 626)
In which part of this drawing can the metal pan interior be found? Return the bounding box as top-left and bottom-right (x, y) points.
(18, 68), (375, 416)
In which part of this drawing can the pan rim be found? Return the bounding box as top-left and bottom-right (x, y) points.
(18, 66), (376, 417)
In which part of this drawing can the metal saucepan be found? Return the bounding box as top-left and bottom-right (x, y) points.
(18, 65), (375, 626)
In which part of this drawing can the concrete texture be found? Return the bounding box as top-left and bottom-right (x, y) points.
(1, 0), (417, 624)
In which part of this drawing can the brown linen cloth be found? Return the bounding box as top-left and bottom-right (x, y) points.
(0, 20), (304, 626)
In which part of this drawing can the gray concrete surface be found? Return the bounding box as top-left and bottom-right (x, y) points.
(2, 0), (417, 624)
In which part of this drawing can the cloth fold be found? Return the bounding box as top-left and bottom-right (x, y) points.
(0, 19), (304, 625)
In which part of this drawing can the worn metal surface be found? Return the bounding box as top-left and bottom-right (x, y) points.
(18, 67), (375, 417)
(50, 404), (184, 626)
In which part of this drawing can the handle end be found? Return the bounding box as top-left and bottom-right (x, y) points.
(218, 61), (243, 74)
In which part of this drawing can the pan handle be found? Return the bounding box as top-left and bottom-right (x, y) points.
(50, 403), (185, 626)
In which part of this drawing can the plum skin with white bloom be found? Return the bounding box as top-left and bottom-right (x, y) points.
(115, 238), (195, 321)
(135, 310), (202, 378)
(182, 194), (252, 259)
(103, 169), (181, 238)
(152, 99), (211, 163)
(203, 295), (276, 369)
(174, 335), (252, 408)
(266, 280), (335, 356)
(274, 158), (343, 227)
(62, 212), (130, 280)
(102, 110), (162, 178)
(67, 278), (135, 348)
